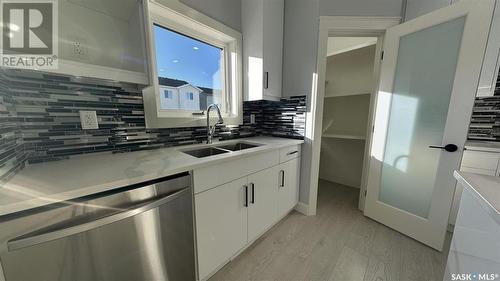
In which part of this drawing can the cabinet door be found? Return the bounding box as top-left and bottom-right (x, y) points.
(195, 178), (248, 280)
(476, 0), (500, 97)
(247, 167), (279, 242)
(262, 0), (284, 99)
(278, 158), (300, 218)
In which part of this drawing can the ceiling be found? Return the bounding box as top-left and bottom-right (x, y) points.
(327, 37), (378, 57)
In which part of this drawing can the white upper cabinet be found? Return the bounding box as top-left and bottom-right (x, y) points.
(242, 0), (284, 101)
(53, 0), (149, 84)
(476, 0), (500, 97)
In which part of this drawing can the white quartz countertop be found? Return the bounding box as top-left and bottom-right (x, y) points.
(465, 141), (500, 153)
(454, 171), (500, 219)
(0, 136), (304, 216)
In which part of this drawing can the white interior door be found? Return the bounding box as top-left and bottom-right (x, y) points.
(364, 0), (494, 251)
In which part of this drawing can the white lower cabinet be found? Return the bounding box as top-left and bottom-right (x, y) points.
(194, 146), (302, 280)
(194, 178), (248, 280)
(277, 158), (300, 218)
(247, 166), (280, 241)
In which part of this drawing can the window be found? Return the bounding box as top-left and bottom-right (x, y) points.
(155, 24), (222, 111)
(145, 1), (242, 128)
(164, 90), (173, 99)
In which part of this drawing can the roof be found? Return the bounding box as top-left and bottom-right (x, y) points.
(159, 77), (214, 95)
(158, 77), (189, 87)
(199, 87), (213, 95)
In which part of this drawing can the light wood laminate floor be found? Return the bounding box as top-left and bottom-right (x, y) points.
(209, 180), (451, 281)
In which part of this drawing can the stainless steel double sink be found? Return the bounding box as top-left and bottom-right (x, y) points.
(182, 142), (262, 158)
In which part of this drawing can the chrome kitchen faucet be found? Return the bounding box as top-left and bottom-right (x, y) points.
(206, 104), (224, 144)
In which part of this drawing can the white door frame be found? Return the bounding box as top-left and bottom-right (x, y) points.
(307, 16), (400, 216)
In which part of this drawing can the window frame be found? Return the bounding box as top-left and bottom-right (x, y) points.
(164, 90), (173, 99)
(143, 0), (243, 128)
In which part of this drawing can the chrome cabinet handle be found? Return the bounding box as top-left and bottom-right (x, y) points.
(287, 150), (299, 155)
(428, 144), (458, 152)
(279, 170), (285, 187)
(7, 187), (190, 251)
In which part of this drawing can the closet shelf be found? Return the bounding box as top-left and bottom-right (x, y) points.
(322, 133), (366, 140)
(324, 92), (371, 98)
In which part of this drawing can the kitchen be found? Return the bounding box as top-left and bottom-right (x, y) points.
(0, 0), (499, 280)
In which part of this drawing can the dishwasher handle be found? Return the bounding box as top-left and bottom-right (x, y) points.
(7, 186), (190, 252)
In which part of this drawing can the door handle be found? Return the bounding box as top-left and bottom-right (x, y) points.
(7, 187), (190, 251)
(428, 144), (458, 152)
(250, 183), (255, 204)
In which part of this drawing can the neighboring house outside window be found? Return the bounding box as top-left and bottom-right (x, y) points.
(159, 85), (180, 110)
(158, 77), (203, 111)
(199, 87), (219, 110)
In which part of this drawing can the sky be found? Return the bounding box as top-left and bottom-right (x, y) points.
(154, 25), (222, 90)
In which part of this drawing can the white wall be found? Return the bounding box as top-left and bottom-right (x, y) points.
(404, 0), (452, 21)
(325, 45), (376, 97)
(319, 0), (403, 16)
(282, 0), (404, 208)
(179, 0), (242, 31)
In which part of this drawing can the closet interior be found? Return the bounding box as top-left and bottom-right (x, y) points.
(319, 37), (378, 192)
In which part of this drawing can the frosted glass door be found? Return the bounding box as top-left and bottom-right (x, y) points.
(378, 17), (465, 219)
(364, 0), (494, 250)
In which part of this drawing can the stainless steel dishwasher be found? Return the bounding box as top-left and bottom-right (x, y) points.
(0, 172), (196, 281)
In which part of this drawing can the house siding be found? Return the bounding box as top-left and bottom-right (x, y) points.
(179, 85), (201, 110)
(159, 86), (181, 110)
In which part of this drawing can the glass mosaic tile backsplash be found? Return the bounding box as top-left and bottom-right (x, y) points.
(0, 70), (305, 181)
(468, 75), (500, 141)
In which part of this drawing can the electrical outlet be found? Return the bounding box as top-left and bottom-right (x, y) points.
(80, 111), (99, 130)
(250, 114), (256, 124)
(70, 36), (88, 60)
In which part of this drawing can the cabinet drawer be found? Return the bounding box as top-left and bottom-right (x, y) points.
(460, 166), (497, 176)
(279, 145), (301, 163)
(193, 150), (280, 194)
(461, 150), (500, 171)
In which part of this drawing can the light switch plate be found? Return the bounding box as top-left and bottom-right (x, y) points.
(250, 114), (256, 124)
(79, 111), (99, 129)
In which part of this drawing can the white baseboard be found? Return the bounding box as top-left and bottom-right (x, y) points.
(294, 202), (310, 215)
